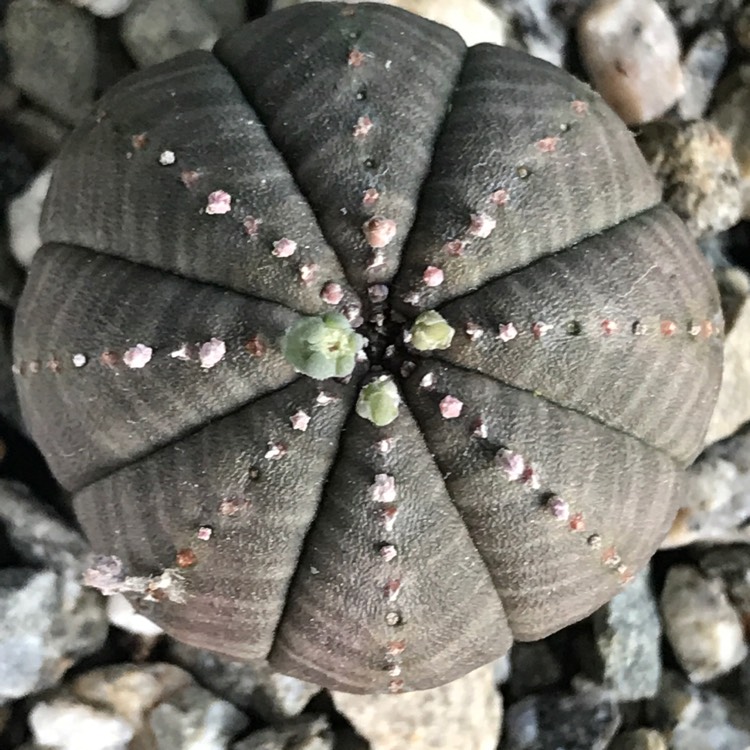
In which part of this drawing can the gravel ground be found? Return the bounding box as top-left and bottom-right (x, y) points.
(0, 0), (749, 748)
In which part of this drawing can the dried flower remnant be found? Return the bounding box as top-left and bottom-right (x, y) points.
(218, 497), (248, 517)
(439, 395), (463, 419)
(572, 99), (588, 115)
(363, 216), (397, 248)
(205, 190), (232, 215)
(123, 343), (153, 369)
(469, 212), (496, 238)
(83, 555), (186, 604)
(472, 418), (488, 438)
(601, 319), (618, 335)
(465, 321), (484, 341)
(180, 170), (200, 188)
(199, 338), (226, 369)
(661, 320), (677, 336)
(176, 548), (197, 568)
(569, 513), (585, 532)
(368, 284), (389, 303)
(382, 506), (399, 532)
(272, 238), (297, 257)
(385, 579), (401, 601)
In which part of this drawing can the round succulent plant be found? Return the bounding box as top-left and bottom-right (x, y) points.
(13, 2), (722, 694)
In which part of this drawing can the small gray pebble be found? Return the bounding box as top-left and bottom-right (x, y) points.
(591, 567), (661, 701)
(679, 29), (730, 120)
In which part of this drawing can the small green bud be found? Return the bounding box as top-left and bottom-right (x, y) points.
(410, 310), (455, 351)
(356, 375), (400, 426)
(282, 313), (365, 380)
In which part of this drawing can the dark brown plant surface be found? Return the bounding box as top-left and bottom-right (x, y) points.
(12, 1), (722, 694)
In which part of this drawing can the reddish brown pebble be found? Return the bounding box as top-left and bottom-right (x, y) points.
(363, 216), (397, 248)
(353, 115), (374, 137)
(348, 48), (365, 67)
(443, 239), (466, 257)
(245, 336), (266, 357)
(601, 319), (618, 335)
(321, 282), (344, 305)
(490, 189), (509, 206)
(469, 212), (496, 238)
(661, 320), (677, 336)
(176, 548), (197, 568)
(242, 216), (262, 237)
(569, 512), (585, 532)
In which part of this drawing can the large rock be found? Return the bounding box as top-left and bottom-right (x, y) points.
(332, 665), (501, 750)
(660, 564), (747, 683)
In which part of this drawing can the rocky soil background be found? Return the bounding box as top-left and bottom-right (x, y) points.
(0, 0), (749, 748)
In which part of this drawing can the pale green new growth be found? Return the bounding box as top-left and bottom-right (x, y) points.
(282, 313), (365, 380)
(410, 310), (455, 351)
(356, 376), (400, 426)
